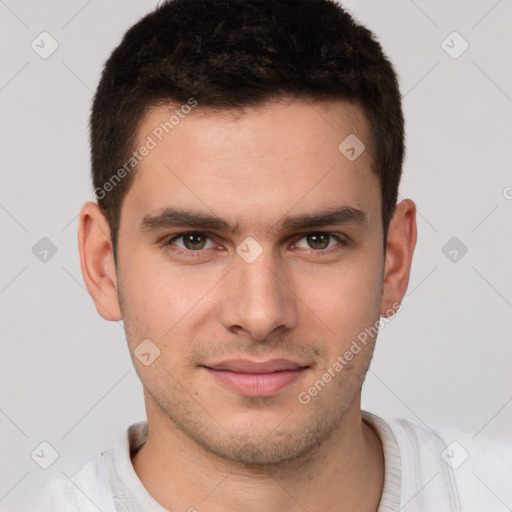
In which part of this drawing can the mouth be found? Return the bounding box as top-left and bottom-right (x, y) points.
(201, 358), (310, 397)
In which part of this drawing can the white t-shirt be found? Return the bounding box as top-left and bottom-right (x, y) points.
(27, 411), (512, 511)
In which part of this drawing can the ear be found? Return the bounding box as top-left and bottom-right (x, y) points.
(381, 199), (417, 316)
(78, 202), (122, 321)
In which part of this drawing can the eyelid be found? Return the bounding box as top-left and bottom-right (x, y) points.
(291, 232), (346, 250)
(163, 230), (347, 255)
(166, 231), (217, 248)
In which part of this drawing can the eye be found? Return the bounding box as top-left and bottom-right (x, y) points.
(292, 232), (343, 251)
(167, 232), (216, 251)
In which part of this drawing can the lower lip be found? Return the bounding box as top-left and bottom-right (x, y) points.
(205, 368), (307, 397)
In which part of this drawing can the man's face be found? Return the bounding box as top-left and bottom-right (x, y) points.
(116, 99), (387, 465)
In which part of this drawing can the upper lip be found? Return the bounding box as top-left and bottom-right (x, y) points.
(203, 358), (308, 374)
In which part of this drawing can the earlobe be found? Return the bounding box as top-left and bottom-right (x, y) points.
(78, 202), (122, 321)
(381, 199), (417, 316)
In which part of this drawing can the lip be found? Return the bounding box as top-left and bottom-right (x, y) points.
(202, 358), (309, 397)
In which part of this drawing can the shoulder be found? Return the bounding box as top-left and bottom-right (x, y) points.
(385, 414), (512, 511)
(27, 451), (116, 512)
(387, 414), (512, 470)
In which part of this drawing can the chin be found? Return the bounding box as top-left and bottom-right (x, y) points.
(185, 414), (339, 469)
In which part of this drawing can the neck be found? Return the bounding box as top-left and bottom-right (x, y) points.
(132, 396), (384, 512)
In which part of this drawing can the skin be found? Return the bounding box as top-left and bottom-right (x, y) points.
(78, 98), (416, 512)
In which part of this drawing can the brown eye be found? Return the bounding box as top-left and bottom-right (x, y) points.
(182, 233), (207, 250)
(292, 232), (343, 252)
(306, 233), (331, 250)
(168, 232), (215, 251)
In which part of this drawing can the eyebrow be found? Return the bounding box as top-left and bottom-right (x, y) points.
(138, 205), (367, 234)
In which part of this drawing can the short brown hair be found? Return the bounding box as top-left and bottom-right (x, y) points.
(90, 0), (404, 259)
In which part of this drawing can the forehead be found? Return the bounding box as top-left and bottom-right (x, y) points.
(136, 98), (371, 162)
(123, 98), (380, 233)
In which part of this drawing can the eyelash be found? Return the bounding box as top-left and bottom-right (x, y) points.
(163, 231), (347, 257)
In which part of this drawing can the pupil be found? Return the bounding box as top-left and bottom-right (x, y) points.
(308, 233), (329, 249)
(185, 233), (205, 250)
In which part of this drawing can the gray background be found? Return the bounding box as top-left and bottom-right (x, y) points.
(1, 0), (511, 510)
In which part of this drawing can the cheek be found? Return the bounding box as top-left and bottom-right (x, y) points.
(306, 253), (382, 304)
(298, 256), (383, 340)
(119, 253), (219, 338)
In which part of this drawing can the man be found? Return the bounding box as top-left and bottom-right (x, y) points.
(30, 0), (511, 510)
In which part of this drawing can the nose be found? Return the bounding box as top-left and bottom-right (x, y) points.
(218, 248), (298, 341)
